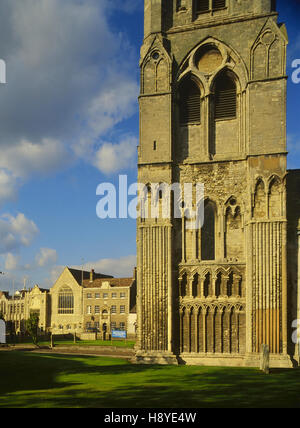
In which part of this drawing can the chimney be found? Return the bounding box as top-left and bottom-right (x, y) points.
(90, 269), (94, 283)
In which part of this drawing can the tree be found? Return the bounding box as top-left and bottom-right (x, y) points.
(26, 312), (39, 347)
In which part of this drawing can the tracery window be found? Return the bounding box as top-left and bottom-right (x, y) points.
(58, 286), (74, 314)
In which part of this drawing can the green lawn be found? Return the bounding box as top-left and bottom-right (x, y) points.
(0, 351), (300, 408)
(8, 338), (135, 349)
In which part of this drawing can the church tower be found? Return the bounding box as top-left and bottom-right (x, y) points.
(136, 0), (293, 367)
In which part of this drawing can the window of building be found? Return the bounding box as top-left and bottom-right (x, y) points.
(112, 293), (117, 299)
(214, 71), (237, 120)
(195, 0), (209, 13)
(120, 322), (126, 330)
(95, 306), (100, 314)
(58, 286), (74, 314)
(195, 0), (226, 13)
(87, 305), (92, 315)
(212, 0), (226, 9)
(201, 201), (216, 261)
(179, 78), (201, 125)
(111, 305), (117, 314)
(87, 293), (92, 299)
(111, 322), (117, 330)
(94, 322), (99, 330)
(120, 292), (126, 299)
(120, 305), (126, 314)
(103, 293), (108, 299)
(95, 293), (100, 299)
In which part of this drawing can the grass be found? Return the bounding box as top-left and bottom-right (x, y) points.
(0, 351), (300, 408)
(8, 338), (135, 349)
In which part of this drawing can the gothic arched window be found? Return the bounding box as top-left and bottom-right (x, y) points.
(179, 78), (201, 125)
(58, 286), (74, 314)
(214, 71), (237, 120)
(201, 201), (215, 261)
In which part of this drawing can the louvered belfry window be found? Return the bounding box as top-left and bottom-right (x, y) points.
(195, 0), (209, 13)
(212, 0), (226, 9)
(214, 72), (237, 120)
(180, 79), (201, 125)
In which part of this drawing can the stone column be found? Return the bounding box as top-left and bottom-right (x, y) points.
(220, 275), (229, 297)
(188, 277), (193, 298)
(282, 220), (288, 355)
(295, 221), (300, 362)
(194, 307), (199, 353)
(202, 308), (207, 353)
(168, 225), (173, 353)
(233, 274), (241, 297)
(182, 209), (186, 263)
(179, 308), (184, 353)
(212, 275), (217, 298)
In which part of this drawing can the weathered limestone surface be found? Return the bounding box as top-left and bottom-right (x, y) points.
(136, 0), (296, 368)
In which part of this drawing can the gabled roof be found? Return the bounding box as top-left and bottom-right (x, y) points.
(68, 268), (113, 285)
(0, 291), (9, 299)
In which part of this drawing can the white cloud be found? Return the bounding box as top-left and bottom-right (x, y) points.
(0, 139), (70, 179)
(4, 253), (20, 271)
(35, 248), (57, 267)
(0, 0), (139, 204)
(0, 213), (39, 254)
(93, 136), (138, 174)
(0, 169), (19, 206)
(73, 254), (136, 278)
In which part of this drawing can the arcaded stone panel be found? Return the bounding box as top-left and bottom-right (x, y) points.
(179, 302), (246, 355)
(251, 221), (283, 354)
(140, 225), (170, 352)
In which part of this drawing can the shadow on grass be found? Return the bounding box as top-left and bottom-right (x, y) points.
(1, 351), (300, 408)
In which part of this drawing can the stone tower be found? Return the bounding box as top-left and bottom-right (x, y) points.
(136, 0), (294, 367)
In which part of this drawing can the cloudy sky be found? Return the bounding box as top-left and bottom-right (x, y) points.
(0, 0), (299, 292)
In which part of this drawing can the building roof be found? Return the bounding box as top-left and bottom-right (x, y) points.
(82, 277), (134, 289)
(68, 268), (113, 284)
(0, 291), (9, 299)
(130, 304), (137, 314)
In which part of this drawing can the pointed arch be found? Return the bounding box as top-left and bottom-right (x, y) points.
(201, 199), (216, 261)
(212, 68), (237, 120)
(268, 175), (282, 219)
(253, 178), (267, 219)
(225, 205), (244, 261)
(178, 75), (201, 125)
(177, 37), (248, 94)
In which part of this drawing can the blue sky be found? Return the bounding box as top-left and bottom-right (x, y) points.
(0, 0), (299, 292)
